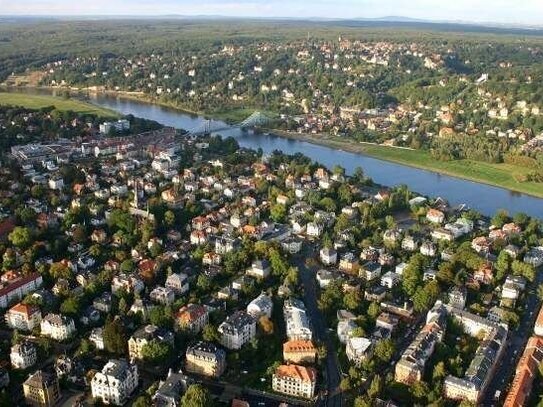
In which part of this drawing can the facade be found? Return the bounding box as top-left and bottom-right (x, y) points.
(153, 370), (190, 407)
(0, 273), (43, 309)
(165, 272), (189, 295)
(395, 304), (446, 384)
(40, 313), (75, 341)
(23, 370), (61, 407)
(346, 337), (373, 366)
(504, 336), (543, 407)
(10, 341), (37, 369)
(91, 359), (139, 406)
(246, 292), (273, 318)
(272, 364), (317, 399)
(185, 341), (227, 378)
(176, 303), (209, 333)
(128, 325), (174, 360)
(284, 298), (313, 341)
(218, 311), (256, 350)
(283, 340), (317, 364)
(246, 259), (271, 279)
(5, 303), (42, 332)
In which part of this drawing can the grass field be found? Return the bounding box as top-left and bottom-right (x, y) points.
(274, 130), (543, 198)
(0, 92), (119, 118)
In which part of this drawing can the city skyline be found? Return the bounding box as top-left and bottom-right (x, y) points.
(1, 0), (542, 26)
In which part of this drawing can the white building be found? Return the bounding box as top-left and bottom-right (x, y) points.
(90, 327), (105, 350)
(5, 303), (42, 332)
(272, 364), (317, 399)
(247, 292), (273, 318)
(319, 247), (337, 265)
(346, 337), (373, 366)
(150, 286), (176, 305)
(10, 341), (37, 369)
(284, 298), (313, 341)
(306, 222), (323, 237)
(91, 359), (139, 406)
(218, 311), (256, 350)
(246, 259), (271, 279)
(381, 271), (400, 289)
(40, 313), (75, 341)
(165, 272), (189, 295)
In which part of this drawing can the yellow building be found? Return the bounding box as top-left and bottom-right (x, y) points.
(23, 370), (60, 407)
(283, 340), (317, 364)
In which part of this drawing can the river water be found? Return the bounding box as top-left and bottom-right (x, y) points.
(4, 88), (543, 218)
(85, 94), (543, 219)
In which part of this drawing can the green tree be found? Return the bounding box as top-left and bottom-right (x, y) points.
(103, 316), (127, 355)
(141, 339), (172, 365)
(270, 204), (287, 222)
(60, 296), (81, 316)
(367, 374), (382, 399)
(180, 384), (213, 407)
(8, 226), (32, 248)
(374, 339), (395, 364)
(202, 324), (219, 342)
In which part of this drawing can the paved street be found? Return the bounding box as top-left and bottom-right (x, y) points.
(294, 245), (343, 407)
(483, 267), (543, 405)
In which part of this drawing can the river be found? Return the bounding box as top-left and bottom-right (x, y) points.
(85, 94), (543, 219)
(3, 88), (543, 218)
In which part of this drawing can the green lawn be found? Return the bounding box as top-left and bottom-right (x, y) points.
(276, 131), (543, 198)
(359, 144), (543, 198)
(0, 92), (119, 118)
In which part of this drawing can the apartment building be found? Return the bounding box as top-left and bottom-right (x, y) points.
(218, 311), (256, 350)
(176, 303), (209, 333)
(283, 340), (317, 364)
(40, 313), (76, 341)
(5, 303), (42, 331)
(284, 298), (313, 341)
(128, 325), (174, 360)
(185, 341), (227, 378)
(272, 364), (317, 399)
(10, 341), (37, 369)
(91, 359), (139, 406)
(23, 370), (61, 407)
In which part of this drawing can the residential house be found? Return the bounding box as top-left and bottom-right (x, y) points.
(246, 259), (271, 279)
(165, 273), (189, 295)
(284, 298), (313, 341)
(247, 292), (273, 318)
(360, 261), (382, 281)
(23, 370), (60, 407)
(176, 304), (209, 333)
(40, 313), (75, 341)
(346, 337), (373, 366)
(185, 341), (227, 378)
(91, 359), (139, 406)
(5, 303), (42, 332)
(128, 325), (174, 360)
(10, 341), (37, 369)
(272, 364), (317, 399)
(283, 340), (317, 364)
(218, 311), (256, 350)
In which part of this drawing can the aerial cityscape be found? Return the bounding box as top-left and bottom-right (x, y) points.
(1, 1), (543, 406)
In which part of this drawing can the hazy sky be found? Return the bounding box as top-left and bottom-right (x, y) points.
(1, 0), (542, 25)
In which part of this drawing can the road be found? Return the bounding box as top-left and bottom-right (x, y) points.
(482, 266), (543, 405)
(293, 245), (343, 407)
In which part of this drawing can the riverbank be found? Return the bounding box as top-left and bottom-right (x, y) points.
(0, 91), (119, 118)
(3, 86), (542, 199)
(272, 130), (543, 199)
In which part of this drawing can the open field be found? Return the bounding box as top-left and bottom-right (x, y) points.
(0, 92), (119, 118)
(273, 130), (543, 198)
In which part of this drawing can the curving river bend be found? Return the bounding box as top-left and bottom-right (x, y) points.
(87, 94), (543, 219)
(5, 88), (543, 218)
